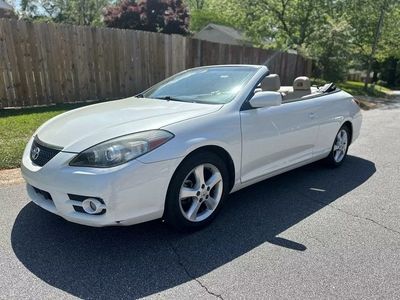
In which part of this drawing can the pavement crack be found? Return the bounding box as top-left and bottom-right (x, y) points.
(168, 240), (224, 299)
(291, 187), (400, 236)
(326, 203), (400, 236)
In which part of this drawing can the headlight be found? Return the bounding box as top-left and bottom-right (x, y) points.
(70, 130), (174, 168)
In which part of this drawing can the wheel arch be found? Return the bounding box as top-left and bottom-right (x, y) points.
(181, 145), (236, 192)
(342, 120), (353, 145)
(162, 145), (235, 228)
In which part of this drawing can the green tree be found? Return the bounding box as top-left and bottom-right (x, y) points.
(301, 17), (353, 82)
(208, 0), (328, 48)
(186, 0), (206, 9)
(103, 0), (190, 35)
(20, 0), (111, 25)
(374, 3), (400, 87)
(189, 8), (233, 32)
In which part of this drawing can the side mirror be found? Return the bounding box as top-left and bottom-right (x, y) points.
(249, 91), (282, 108)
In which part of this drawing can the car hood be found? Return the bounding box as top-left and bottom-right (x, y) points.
(36, 97), (222, 152)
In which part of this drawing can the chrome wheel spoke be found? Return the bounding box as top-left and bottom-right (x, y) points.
(340, 132), (347, 144)
(187, 199), (202, 221)
(206, 172), (222, 190)
(332, 129), (348, 163)
(204, 196), (218, 211)
(179, 187), (198, 200)
(179, 162), (224, 223)
(334, 151), (340, 161)
(193, 165), (206, 187)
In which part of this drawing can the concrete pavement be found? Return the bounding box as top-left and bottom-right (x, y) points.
(1, 102), (400, 299)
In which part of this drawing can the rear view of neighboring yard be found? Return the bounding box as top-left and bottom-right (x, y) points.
(0, 81), (391, 170)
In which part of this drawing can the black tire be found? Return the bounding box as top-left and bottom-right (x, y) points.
(325, 124), (350, 168)
(164, 152), (229, 231)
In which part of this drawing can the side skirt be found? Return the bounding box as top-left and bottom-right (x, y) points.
(230, 153), (328, 194)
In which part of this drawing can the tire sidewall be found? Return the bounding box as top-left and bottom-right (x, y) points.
(164, 152), (230, 231)
(326, 124), (350, 168)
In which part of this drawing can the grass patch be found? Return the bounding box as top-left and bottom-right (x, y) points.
(0, 101), (104, 170)
(311, 79), (388, 98)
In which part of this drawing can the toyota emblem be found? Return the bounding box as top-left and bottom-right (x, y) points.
(31, 145), (40, 161)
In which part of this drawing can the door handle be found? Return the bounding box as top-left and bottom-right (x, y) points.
(308, 112), (318, 119)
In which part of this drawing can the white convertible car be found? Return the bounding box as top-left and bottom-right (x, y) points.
(21, 65), (362, 230)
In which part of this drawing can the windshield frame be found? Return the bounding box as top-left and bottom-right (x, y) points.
(140, 65), (262, 105)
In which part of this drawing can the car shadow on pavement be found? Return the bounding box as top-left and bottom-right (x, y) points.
(11, 155), (375, 299)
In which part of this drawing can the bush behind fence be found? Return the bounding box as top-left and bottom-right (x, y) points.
(0, 19), (311, 109)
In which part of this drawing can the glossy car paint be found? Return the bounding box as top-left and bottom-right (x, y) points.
(21, 65), (362, 227)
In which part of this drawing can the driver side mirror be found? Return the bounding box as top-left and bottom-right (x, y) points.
(249, 91), (282, 108)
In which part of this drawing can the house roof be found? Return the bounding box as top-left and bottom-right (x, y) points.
(0, 1), (13, 10)
(203, 23), (248, 42)
(199, 23), (273, 45)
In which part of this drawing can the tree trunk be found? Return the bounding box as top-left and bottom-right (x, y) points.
(364, 0), (387, 90)
(387, 57), (398, 87)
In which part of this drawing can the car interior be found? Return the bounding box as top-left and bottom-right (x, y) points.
(257, 74), (321, 103)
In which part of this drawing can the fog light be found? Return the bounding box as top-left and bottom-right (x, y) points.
(82, 198), (103, 214)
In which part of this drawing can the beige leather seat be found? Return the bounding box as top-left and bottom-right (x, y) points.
(286, 76), (311, 100)
(260, 74), (281, 91)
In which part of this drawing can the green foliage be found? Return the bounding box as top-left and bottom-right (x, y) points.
(103, 0), (190, 35)
(311, 79), (387, 98)
(301, 17), (353, 82)
(186, 0), (207, 10)
(201, 0), (400, 87)
(0, 102), (104, 169)
(189, 8), (233, 33)
(207, 0), (327, 47)
(20, 0), (111, 26)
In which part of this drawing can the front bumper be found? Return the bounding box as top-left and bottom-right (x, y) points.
(21, 139), (180, 227)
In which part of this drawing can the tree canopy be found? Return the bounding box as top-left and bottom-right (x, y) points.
(20, 0), (110, 25)
(189, 0), (400, 85)
(103, 0), (190, 35)
(15, 0), (400, 86)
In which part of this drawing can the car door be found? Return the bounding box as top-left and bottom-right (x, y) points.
(240, 98), (320, 183)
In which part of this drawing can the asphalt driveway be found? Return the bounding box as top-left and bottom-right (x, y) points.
(1, 101), (400, 299)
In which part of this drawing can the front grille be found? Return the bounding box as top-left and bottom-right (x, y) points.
(30, 139), (61, 167)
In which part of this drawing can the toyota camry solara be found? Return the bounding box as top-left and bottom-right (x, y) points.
(21, 65), (362, 231)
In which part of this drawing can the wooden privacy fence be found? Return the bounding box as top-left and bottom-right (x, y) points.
(0, 19), (311, 109)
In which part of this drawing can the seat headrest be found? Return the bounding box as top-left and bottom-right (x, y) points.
(293, 76), (311, 90)
(261, 74), (280, 91)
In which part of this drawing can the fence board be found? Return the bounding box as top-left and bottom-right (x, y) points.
(0, 20), (14, 107)
(164, 34), (172, 78)
(108, 29), (119, 98)
(25, 21), (43, 105)
(125, 29), (133, 96)
(54, 24), (67, 103)
(78, 26), (89, 101)
(0, 19), (311, 108)
(40, 23), (56, 103)
(10, 20), (29, 107)
(59, 25), (73, 103)
(100, 28), (111, 99)
(48, 23), (64, 103)
(69, 25), (81, 102)
(117, 29), (126, 97)
(17, 21), (36, 106)
(84, 27), (94, 100)
(0, 68), (6, 108)
(34, 22), (50, 105)
(2, 20), (22, 106)
(96, 28), (106, 99)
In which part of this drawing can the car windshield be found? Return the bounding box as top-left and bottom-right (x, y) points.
(142, 66), (259, 104)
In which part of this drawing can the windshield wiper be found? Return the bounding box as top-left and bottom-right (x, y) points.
(153, 96), (189, 102)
